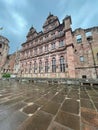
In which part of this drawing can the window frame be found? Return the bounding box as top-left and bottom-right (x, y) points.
(45, 59), (49, 73)
(76, 35), (82, 43)
(52, 57), (56, 73)
(59, 40), (64, 47)
(51, 43), (55, 50)
(60, 56), (65, 72)
(34, 61), (37, 73)
(80, 56), (84, 62)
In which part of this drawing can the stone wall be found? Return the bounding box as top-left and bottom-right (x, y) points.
(1, 14), (98, 79)
(73, 27), (98, 78)
(0, 35), (9, 68)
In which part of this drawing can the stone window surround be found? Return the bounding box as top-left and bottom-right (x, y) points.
(51, 43), (55, 50)
(39, 60), (42, 73)
(21, 54), (67, 74)
(45, 59), (49, 73)
(80, 56), (84, 62)
(76, 35), (82, 43)
(52, 57), (56, 73)
(59, 40), (64, 47)
(86, 31), (92, 37)
(22, 30), (64, 50)
(39, 46), (43, 54)
(21, 40), (66, 60)
(60, 56), (65, 72)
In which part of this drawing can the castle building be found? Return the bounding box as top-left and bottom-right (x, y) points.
(73, 27), (98, 79)
(0, 35), (9, 69)
(0, 14), (98, 79)
(0, 35), (19, 75)
(19, 13), (98, 79)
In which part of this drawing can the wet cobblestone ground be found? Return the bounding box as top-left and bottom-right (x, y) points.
(0, 80), (98, 130)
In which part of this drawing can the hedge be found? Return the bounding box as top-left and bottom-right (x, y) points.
(2, 73), (11, 78)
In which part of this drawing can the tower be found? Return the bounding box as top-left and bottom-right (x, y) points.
(63, 16), (76, 78)
(0, 35), (9, 69)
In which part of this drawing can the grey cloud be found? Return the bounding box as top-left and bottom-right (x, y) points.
(0, 0), (98, 54)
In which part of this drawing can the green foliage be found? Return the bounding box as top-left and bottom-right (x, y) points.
(2, 73), (11, 78)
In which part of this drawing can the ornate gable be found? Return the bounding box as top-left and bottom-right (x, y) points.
(43, 13), (60, 32)
(26, 26), (37, 41)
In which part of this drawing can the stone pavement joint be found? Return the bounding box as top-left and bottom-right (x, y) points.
(0, 81), (98, 130)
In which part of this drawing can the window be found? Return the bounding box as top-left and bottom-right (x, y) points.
(76, 35), (82, 43)
(45, 59), (48, 73)
(59, 31), (63, 36)
(29, 62), (32, 73)
(25, 51), (28, 57)
(27, 44), (29, 47)
(82, 75), (87, 79)
(96, 53), (98, 60)
(52, 57), (56, 72)
(34, 48), (37, 55)
(34, 61), (37, 73)
(60, 56), (65, 72)
(51, 32), (55, 36)
(39, 60), (42, 73)
(45, 45), (48, 52)
(86, 31), (92, 37)
(59, 40), (64, 47)
(51, 43), (55, 50)
(39, 46), (43, 54)
(39, 37), (43, 41)
(80, 56), (84, 62)
(30, 50), (32, 57)
(35, 39), (38, 42)
(50, 23), (55, 29)
(86, 31), (93, 41)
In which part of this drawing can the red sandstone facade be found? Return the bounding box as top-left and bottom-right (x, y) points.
(1, 14), (98, 79)
(19, 14), (75, 78)
(0, 35), (19, 75)
(73, 27), (98, 79)
(0, 35), (9, 69)
(19, 14), (98, 79)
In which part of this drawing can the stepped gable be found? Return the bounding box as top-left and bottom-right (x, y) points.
(43, 13), (60, 32)
(26, 26), (38, 40)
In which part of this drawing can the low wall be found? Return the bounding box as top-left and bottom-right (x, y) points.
(3, 77), (98, 86)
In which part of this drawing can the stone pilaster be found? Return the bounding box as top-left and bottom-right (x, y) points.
(63, 16), (76, 78)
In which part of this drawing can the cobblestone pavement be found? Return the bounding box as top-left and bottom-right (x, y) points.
(0, 80), (98, 130)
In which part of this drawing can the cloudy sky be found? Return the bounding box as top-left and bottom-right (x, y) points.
(0, 0), (98, 54)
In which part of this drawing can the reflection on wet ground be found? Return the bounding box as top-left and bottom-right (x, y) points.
(0, 80), (98, 130)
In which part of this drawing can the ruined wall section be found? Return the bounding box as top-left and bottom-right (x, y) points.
(73, 27), (98, 78)
(0, 35), (9, 68)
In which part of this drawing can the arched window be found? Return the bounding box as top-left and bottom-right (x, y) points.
(51, 43), (55, 50)
(45, 59), (48, 73)
(34, 61), (37, 73)
(39, 60), (42, 73)
(60, 56), (65, 72)
(52, 57), (56, 72)
(25, 62), (28, 73)
(29, 62), (32, 73)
